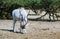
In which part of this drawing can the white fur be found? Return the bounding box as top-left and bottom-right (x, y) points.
(12, 8), (28, 33)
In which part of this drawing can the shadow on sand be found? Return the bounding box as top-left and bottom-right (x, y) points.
(0, 29), (21, 33)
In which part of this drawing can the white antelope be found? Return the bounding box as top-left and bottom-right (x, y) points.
(12, 7), (28, 34)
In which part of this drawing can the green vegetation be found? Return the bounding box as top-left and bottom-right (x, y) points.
(0, 0), (60, 20)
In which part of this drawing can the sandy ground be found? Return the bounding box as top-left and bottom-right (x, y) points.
(0, 20), (60, 39)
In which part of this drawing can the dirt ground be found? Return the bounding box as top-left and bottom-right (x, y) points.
(0, 20), (60, 39)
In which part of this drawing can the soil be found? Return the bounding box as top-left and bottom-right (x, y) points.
(0, 20), (60, 39)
